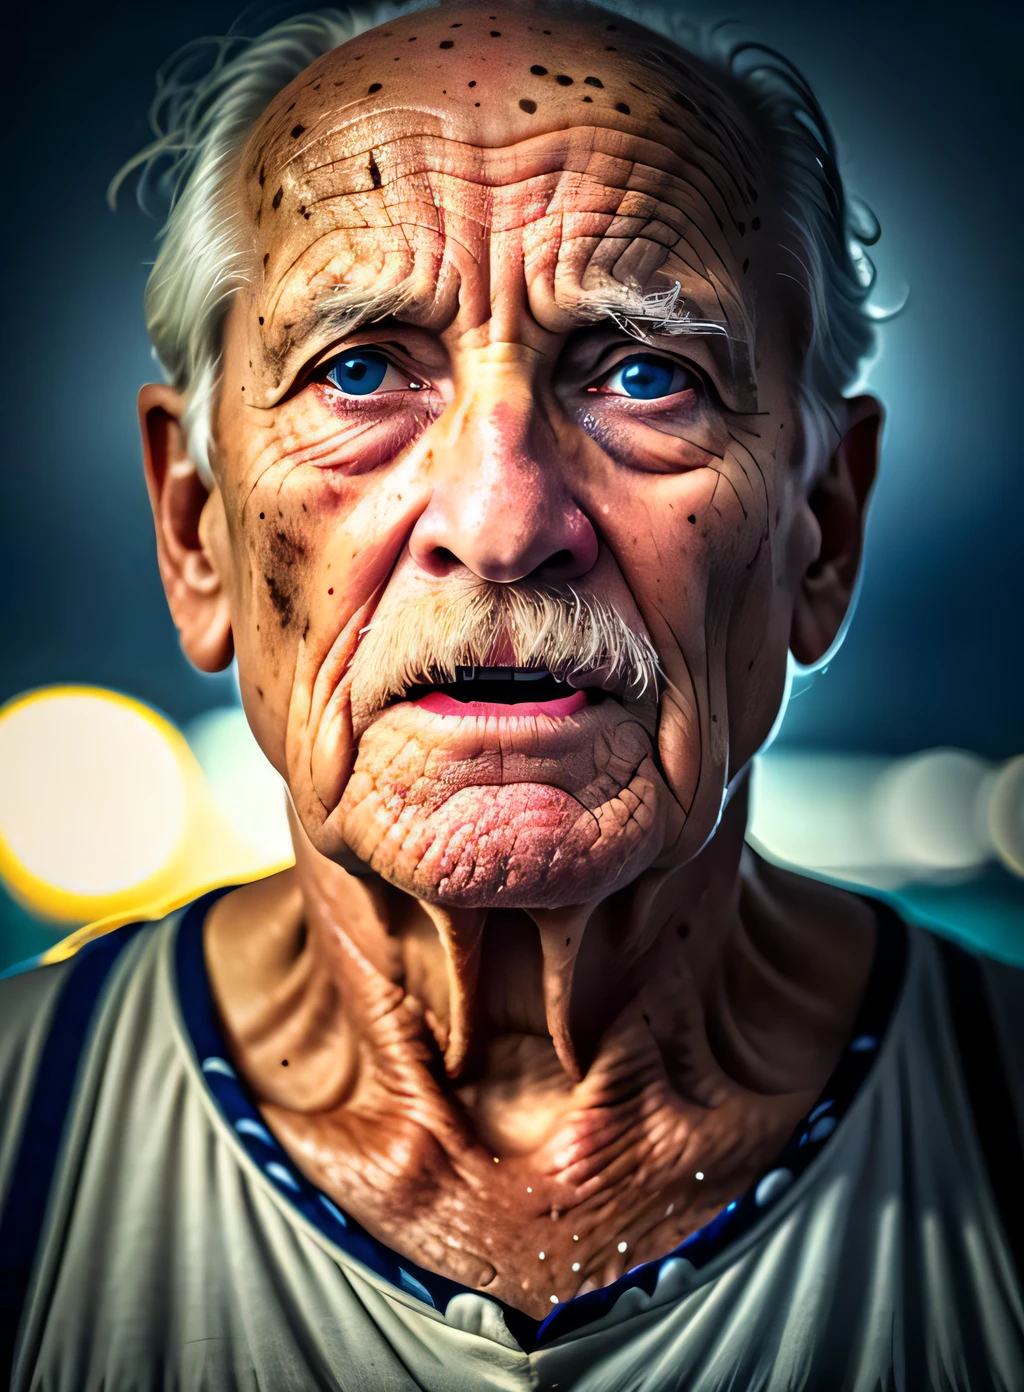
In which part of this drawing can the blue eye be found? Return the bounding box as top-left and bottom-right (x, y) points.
(603, 354), (690, 400)
(326, 350), (390, 395)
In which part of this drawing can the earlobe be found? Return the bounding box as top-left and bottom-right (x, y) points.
(138, 383), (234, 673)
(790, 394), (883, 667)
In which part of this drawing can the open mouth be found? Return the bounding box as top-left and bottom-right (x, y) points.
(402, 666), (597, 718)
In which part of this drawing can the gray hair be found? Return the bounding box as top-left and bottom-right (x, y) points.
(113, 0), (883, 486)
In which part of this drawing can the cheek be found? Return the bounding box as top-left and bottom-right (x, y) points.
(591, 442), (777, 833)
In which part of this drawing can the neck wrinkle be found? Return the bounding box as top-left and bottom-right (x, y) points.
(284, 769), (871, 1115)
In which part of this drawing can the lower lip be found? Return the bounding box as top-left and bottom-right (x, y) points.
(410, 690), (590, 720)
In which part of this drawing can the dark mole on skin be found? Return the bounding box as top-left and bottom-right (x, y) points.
(368, 82), (382, 93)
(555, 74), (573, 85)
(584, 75), (603, 86)
(368, 152), (382, 188)
(490, 30), (501, 36)
(614, 102), (630, 114)
(530, 64), (547, 75)
(440, 39), (454, 48)
(582, 96), (592, 102)
(258, 164), (265, 185)
(256, 687), (264, 699)
(259, 316), (265, 325)
(263, 252), (269, 267)
(290, 124), (305, 138)
(265, 573), (293, 628)
(271, 187), (283, 211)
(688, 514), (696, 523)
(519, 98), (537, 113)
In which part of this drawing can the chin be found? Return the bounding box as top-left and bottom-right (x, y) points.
(336, 776), (665, 910)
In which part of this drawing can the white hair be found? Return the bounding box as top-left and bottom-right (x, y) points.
(113, 0), (884, 486)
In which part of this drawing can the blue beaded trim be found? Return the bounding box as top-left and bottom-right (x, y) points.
(175, 886), (906, 1353)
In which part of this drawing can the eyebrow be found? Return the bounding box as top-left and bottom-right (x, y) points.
(567, 281), (730, 347)
(288, 280), (417, 352)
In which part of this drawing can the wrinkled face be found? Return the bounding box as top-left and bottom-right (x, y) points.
(206, 2), (823, 908)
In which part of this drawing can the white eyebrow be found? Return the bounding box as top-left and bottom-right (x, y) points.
(302, 279), (416, 342)
(569, 281), (730, 345)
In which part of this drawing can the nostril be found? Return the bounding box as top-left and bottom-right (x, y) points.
(433, 546), (459, 568)
(545, 549), (574, 572)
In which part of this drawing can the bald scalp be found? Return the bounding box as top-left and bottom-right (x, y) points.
(238, 2), (769, 412)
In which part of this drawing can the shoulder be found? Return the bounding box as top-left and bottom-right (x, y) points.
(0, 906), (190, 1209)
(970, 950), (1024, 1130)
(0, 955), (77, 1196)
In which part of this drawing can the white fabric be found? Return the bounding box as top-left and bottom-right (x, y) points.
(1, 907), (1022, 1392)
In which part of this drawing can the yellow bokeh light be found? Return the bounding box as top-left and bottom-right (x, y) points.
(0, 686), (291, 934)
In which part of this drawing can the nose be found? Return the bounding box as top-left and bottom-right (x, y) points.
(409, 392), (598, 584)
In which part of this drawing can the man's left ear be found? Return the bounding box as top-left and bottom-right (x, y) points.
(790, 394), (883, 667)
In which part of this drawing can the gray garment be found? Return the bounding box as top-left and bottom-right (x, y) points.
(1, 905), (1022, 1392)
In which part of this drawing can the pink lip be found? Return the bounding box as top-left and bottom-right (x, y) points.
(411, 690), (590, 720)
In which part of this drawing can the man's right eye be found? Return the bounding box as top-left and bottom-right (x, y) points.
(324, 350), (417, 396)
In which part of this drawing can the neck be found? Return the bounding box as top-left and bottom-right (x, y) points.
(208, 768), (873, 1125)
(204, 773), (876, 1313)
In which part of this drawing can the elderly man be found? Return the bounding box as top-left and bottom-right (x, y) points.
(1, 2), (1021, 1388)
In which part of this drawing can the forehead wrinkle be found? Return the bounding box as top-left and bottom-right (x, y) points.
(267, 123), (750, 214)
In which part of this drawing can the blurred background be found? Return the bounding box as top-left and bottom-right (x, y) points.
(2, 0), (1022, 970)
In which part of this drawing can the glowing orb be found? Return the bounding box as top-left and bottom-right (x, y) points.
(0, 686), (195, 920)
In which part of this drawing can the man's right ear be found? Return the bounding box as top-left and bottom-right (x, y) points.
(139, 383), (234, 672)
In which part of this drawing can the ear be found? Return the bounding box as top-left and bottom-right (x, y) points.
(790, 394), (883, 667)
(139, 383), (234, 672)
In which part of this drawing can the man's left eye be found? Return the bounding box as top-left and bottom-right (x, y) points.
(596, 354), (695, 400)
(324, 350), (418, 396)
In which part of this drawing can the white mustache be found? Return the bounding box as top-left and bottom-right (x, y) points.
(354, 583), (661, 712)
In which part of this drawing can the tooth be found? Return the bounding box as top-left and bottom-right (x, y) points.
(514, 668), (550, 681)
(456, 666), (476, 681)
(478, 667), (511, 680)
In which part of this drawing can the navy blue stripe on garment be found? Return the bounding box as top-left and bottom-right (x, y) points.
(0, 922), (144, 1385)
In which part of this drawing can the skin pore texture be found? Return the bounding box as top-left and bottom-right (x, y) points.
(141, 0), (883, 1319)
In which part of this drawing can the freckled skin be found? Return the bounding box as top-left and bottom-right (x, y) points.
(146, 0), (883, 1320)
